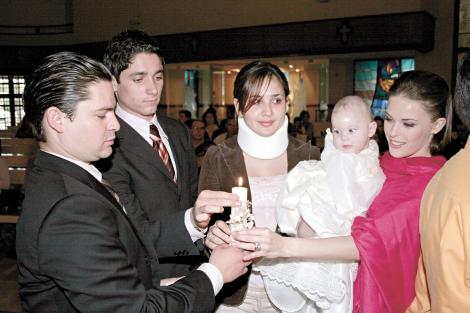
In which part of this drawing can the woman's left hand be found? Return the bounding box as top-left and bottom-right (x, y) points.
(231, 227), (287, 261)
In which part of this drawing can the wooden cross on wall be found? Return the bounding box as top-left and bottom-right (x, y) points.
(337, 21), (352, 44)
(190, 37), (199, 54)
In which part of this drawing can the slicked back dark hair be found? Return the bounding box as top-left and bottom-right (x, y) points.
(103, 30), (163, 82)
(454, 51), (470, 129)
(389, 70), (453, 155)
(233, 61), (289, 114)
(23, 51), (112, 142)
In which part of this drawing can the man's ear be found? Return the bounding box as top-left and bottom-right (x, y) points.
(44, 106), (66, 133)
(368, 121), (377, 137)
(431, 117), (446, 135)
(285, 98), (290, 113)
(112, 77), (118, 92)
(234, 99), (241, 117)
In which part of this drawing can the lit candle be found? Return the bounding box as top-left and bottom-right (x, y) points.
(231, 177), (247, 218)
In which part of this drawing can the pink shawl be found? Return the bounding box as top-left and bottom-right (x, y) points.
(351, 152), (445, 313)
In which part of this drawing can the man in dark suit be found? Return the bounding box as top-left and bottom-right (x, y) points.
(16, 51), (248, 312)
(98, 30), (219, 278)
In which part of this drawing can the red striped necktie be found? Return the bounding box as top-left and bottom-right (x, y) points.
(149, 124), (176, 182)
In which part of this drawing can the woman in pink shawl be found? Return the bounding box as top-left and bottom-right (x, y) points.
(225, 70), (453, 312)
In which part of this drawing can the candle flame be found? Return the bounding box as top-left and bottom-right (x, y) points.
(238, 177), (243, 186)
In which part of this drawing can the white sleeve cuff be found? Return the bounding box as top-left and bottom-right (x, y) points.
(184, 208), (207, 242)
(197, 263), (224, 295)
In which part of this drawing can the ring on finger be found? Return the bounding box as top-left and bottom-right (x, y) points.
(254, 242), (261, 251)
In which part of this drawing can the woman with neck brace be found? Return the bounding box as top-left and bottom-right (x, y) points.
(199, 60), (320, 312)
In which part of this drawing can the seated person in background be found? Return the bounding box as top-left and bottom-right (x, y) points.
(202, 107), (220, 141)
(290, 116), (308, 142)
(213, 117), (238, 145)
(256, 95), (385, 313)
(373, 116), (389, 155)
(300, 110), (315, 145)
(191, 119), (214, 172)
(191, 119), (211, 150)
(179, 109), (193, 128)
(218, 104), (236, 132)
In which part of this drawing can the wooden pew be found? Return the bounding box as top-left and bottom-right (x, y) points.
(0, 214), (18, 223)
(3, 154), (31, 168)
(0, 136), (35, 223)
(1, 138), (37, 187)
(9, 169), (26, 186)
(1, 138), (38, 155)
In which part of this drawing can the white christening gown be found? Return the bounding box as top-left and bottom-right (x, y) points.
(255, 130), (385, 313)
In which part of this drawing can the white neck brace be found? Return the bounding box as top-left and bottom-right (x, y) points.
(237, 116), (289, 159)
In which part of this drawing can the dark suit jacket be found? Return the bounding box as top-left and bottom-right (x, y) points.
(199, 135), (320, 305)
(97, 116), (204, 278)
(16, 151), (214, 313)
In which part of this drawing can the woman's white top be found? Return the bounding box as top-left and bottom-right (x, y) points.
(248, 174), (286, 289)
(255, 130), (385, 313)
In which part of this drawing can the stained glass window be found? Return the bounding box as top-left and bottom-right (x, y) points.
(354, 58), (415, 118)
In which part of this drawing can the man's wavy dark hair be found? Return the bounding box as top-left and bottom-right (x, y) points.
(103, 30), (163, 82)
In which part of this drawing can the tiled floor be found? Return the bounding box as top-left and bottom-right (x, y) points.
(0, 257), (20, 313)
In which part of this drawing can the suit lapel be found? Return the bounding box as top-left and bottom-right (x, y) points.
(116, 117), (175, 183)
(35, 151), (125, 214)
(34, 151), (150, 252)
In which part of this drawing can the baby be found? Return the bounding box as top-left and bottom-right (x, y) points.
(256, 96), (386, 313)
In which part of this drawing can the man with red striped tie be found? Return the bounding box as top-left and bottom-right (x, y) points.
(98, 30), (237, 280)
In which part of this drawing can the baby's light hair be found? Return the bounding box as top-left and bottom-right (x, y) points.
(332, 95), (373, 121)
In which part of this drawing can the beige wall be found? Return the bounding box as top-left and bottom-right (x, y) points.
(0, 0), (71, 25)
(329, 60), (354, 103)
(161, 68), (185, 117)
(0, 0), (423, 45)
(415, 0), (455, 83)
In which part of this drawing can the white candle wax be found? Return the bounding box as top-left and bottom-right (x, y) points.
(231, 186), (247, 217)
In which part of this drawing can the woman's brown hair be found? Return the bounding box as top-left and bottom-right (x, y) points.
(233, 61), (289, 114)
